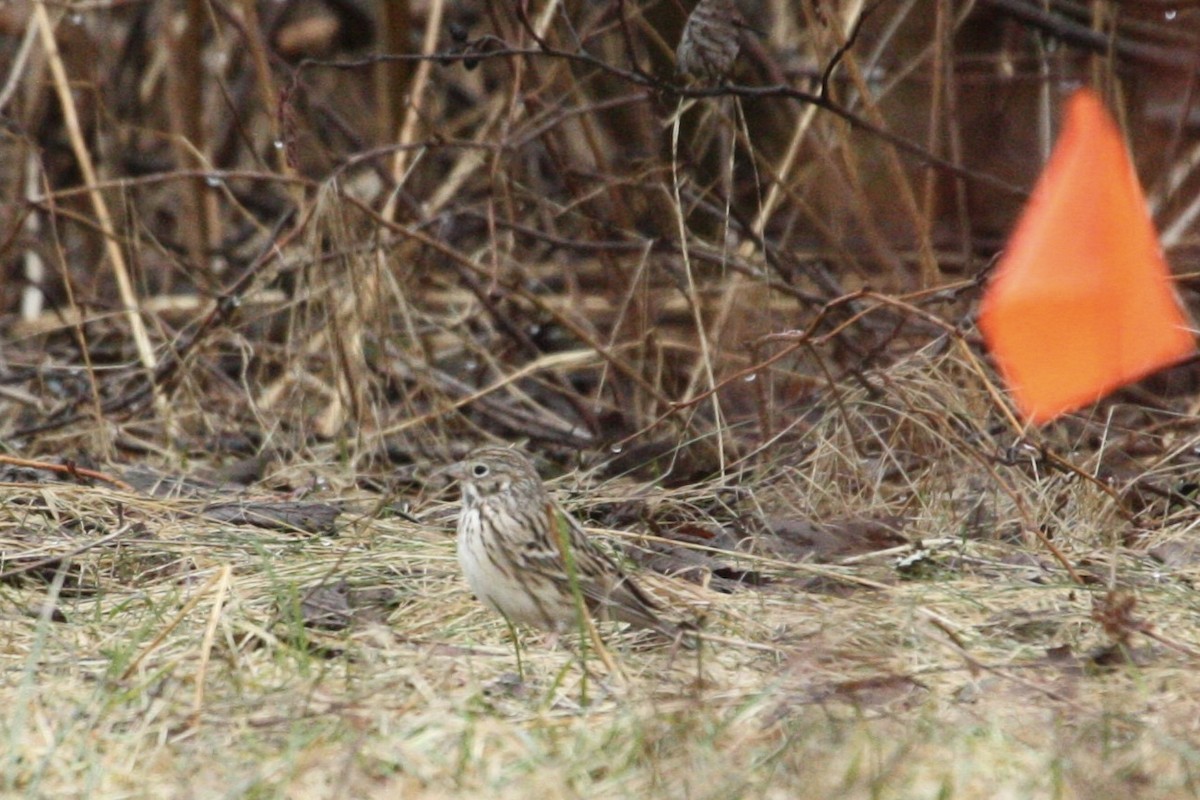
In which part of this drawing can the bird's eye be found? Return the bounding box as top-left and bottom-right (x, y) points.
(471, 463), (489, 478)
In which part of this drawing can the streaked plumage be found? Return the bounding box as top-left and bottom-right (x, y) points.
(676, 0), (742, 83)
(448, 447), (682, 638)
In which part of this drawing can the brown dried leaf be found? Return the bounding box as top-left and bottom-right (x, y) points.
(764, 514), (910, 562)
(202, 501), (342, 534)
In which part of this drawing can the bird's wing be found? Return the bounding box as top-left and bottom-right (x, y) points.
(530, 502), (672, 631)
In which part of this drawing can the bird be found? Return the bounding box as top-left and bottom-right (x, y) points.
(446, 446), (688, 641)
(675, 0), (742, 84)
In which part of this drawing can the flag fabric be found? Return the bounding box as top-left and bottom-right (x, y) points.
(978, 89), (1195, 424)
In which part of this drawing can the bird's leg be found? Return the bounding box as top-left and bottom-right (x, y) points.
(502, 615), (525, 682)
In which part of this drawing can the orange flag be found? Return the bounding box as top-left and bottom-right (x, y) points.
(979, 89), (1195, 424)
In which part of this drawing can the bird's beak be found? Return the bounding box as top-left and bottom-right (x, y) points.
(433, 461), (466, 482)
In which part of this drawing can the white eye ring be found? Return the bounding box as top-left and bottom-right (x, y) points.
(471, 463), (489, 478)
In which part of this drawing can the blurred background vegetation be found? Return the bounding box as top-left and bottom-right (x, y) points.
(1, 0), (1199, 479)
(6, 5), (1200, 796)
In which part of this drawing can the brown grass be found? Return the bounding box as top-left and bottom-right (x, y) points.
(3, 1), (1200, 797)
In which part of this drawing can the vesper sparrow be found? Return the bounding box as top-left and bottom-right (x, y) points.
(448, 446), (686, 640)
(675, 0), (742, 83)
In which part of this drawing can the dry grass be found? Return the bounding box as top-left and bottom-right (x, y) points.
(4, 2), (1200, 798)
(5, 350), (1200, 798)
